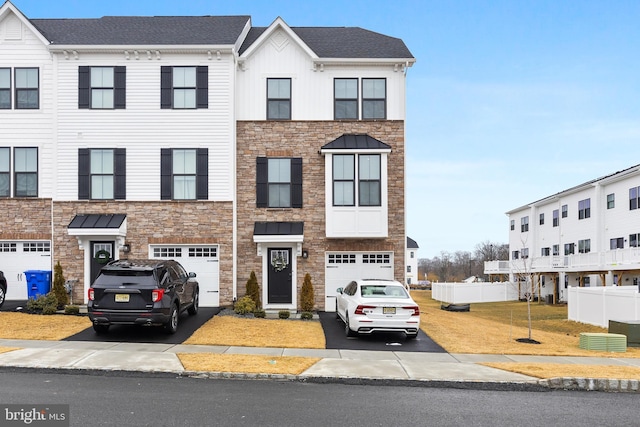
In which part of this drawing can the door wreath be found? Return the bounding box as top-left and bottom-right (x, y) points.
(94, 249), (111, 265)
(271, 252), (288, 272)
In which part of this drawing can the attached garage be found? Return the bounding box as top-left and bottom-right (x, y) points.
(149, 245), (220, 307)
(0, 241), (52, 300)
(324, 252), (394, 312)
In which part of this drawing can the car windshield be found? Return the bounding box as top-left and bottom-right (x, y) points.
(360, 285), (408, 298)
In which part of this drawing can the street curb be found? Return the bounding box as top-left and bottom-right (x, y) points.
(1, 366), (639, 393)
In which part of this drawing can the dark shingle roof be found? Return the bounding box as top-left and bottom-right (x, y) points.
(321, 134), (391, 150)
(30, 16), (250, 45)
(407, 237), (419, 249)
(240, 26), (413, 59)
(68, 214), (126, 228)
(254, 222), (304, 236)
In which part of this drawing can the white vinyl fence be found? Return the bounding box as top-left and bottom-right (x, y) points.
(431, 282), (519, 304)
(568, 286), (640, 328)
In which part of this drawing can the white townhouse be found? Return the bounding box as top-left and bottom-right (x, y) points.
(485, 164), (640, 303)
(0, 1), (415, 311)
(406, 237), (419, 285)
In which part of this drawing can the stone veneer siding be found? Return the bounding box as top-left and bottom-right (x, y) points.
(0, 198), (53, 240)
(236, 120), (405, 310)
(52, 201), (233, 304)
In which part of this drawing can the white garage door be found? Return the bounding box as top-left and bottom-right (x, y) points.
(0, 241), (52, 300)
(150, 245), (220, 307)
(324, 252), (394, 312)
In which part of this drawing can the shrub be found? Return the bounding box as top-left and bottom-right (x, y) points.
(26, 292), (58, 315)
(300, 273), (315, 312)
(253, 309), (266, 318)
(52, 261), (69, 309)
(246, 271), (261, 309)
(278, 310), (290, 319)
(300, 311), (313, 320)
(64, 305), (80, 315)
(234, 296), (256, 315)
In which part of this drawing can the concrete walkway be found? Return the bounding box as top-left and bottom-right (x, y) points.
(0, 339), (639, 392)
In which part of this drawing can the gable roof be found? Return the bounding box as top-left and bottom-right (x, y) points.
(29, 15), (251, 46)
(240, 25), (414, 59)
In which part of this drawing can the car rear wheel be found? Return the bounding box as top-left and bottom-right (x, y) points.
(187, 289), (199, 316)
(344, 314), (357, 338)
(164, 303), (179, 334)
(0, 286), (5, 309)
(93, 324), (109, 334)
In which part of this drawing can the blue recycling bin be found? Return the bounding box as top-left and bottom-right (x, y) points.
(24, 270), (52, 299)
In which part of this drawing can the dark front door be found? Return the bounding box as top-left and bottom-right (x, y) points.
(90, 241), (114, 286)
(267, 248), (292, 304)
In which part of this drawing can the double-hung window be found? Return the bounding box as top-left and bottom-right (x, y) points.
(160, 148), (208, 200)
(520, 216), (529, 232)
(362, 78), (386, 119)
(78, 148), (126, 200)
(541, 247), (550, 256)
(578, 239), (591, 254)
(553, 209), (559, 227)
(539, 213), (544, 225)
(610, 237), (624, 250)
(160, 66), (208, 109)
(607, 193), (615, 209)
(0, 68), (10, 109)
(578, 198), (591, 219)
(0, 147), (9, 196)
(256, 157), (302, 208)
(334, 78), (358, 119)
(552, 244), (559, 256)
(267, 78), (291, 120)
(332, 154), (381, 207)
(78, 66), (126, 109)
(14, 147), (37, 196)
(630, 186), (640, 210)
(564, 243), (575, 255)
(561, 204), (568, 218)
(630, 234), (640, 248)
(15, 68), (38, 109)
(510, 220), (515, 231)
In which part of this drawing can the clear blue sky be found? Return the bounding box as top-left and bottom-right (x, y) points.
(10, 0), (640, 258)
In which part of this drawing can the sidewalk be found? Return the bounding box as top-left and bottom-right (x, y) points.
(1, 339), (639, 392)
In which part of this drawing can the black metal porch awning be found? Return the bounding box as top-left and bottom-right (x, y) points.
(68, 214), (126, 229)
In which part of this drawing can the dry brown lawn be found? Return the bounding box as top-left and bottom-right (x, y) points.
(178, 353), (320, 375)
(184, 315), (326, 349)
(0, 312), (91, 340)
(482, 362), (640, 380)
(0, 347), (18, 354)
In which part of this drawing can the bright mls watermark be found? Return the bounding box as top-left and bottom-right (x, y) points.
(0, 405), (69, 426)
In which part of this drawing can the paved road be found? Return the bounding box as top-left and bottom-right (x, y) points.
(0, 371), (638, 427)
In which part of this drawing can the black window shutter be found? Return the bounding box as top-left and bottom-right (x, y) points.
(196, 66), (208, 109)
(78, 66), (90, 109)
(196, 148), (208, 200)
(256, 157), (268, 208)
(114, 148), (126, 199)
(114, 66), (126, 109)
(291, 158), (303, 208)
(160, 66), (172, 109)
(78, 148), (90, 199)
(160, 148), (172, 199)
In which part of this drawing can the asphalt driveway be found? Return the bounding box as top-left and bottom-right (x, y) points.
(318, 312), (446, 352)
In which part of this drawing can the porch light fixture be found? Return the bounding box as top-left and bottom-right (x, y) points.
(302, 250), (309, 259)
(122, 243), (131, 253)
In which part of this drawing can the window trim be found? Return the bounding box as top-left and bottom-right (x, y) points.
(256, 157), (303, 208)
(13, 147), (38, 197)
(0, 67), (10, 110)
(78, 148), (126, 200)
(362, 78), (386, 120)
(160, 148), (208, 200)
(561, 204), (568, 218)
(520, 216), (529, 233)
(332, 153), (382, 207)
(607, 193), (615, 209)
(14, 67), (39, 109)
(578, 198), (591, 220)
(78, 66), (126, 109)
(266, 78), (291, 120)
(630, 186), (640, 211)
(0, 147), (10, 197)
(553, 209), (559, 227)
(160, 66), (208, 109)
(334, 78), (358, 120)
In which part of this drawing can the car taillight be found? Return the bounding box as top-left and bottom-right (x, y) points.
(354, 305), (376, 315)
(88, 288), (94, 301)
(404, 306), (420, 316)
(152, 289), (165, 302)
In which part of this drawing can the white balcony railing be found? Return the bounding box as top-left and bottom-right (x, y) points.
(484, 247), (640, 275)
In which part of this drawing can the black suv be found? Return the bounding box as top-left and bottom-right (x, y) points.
(88, 259), (199, 334)
(0, 270), (6, 309)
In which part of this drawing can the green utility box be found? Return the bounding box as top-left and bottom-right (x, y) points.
(609, 320), (640, 347)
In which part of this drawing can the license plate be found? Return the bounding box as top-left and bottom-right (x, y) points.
(383, 307), (396, 315)
(115, 294), (130, 303)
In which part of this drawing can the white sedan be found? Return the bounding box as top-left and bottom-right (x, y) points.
(336, 279), (421, 339)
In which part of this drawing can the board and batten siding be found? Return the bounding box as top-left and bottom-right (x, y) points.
(53, 52), (235, 201)
(0, 17), (55, 198)
(236, 28), (408, 121)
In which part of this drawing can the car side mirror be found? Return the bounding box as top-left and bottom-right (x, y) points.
(336, 287), (343, 294)
(188, 272), (197, 278)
